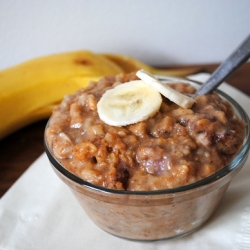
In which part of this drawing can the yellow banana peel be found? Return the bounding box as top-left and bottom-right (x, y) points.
(101, 53), (200, 76)
(0, 51), (123, 139)
(0, 50), (200, 139)
(9, 104), (58, 136)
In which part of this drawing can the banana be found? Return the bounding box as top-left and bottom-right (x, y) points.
(0, 50), (198, 139)
(11, 103), (57, 133)
(0, 51), (124, 139)
(136, 69), (195, 108)
(97, 80), (162, 126)
(100, 53), (201, 76)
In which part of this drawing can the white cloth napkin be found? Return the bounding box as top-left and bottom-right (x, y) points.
(0, 73), (250, 250)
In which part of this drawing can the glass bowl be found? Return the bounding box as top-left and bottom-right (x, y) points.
(44, 77), (250, 241)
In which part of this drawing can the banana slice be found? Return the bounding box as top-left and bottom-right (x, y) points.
(136, 69), (195, 108)
(97, 80), (162, 126)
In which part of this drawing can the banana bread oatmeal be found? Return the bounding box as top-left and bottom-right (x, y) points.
(45, 72), (245, 191)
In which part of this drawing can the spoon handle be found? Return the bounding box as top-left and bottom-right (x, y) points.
(196, 34), (250, 95)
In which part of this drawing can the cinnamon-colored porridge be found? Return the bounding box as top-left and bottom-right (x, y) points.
(45, 72), (245, 191)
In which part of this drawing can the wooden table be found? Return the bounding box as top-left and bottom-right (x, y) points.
(1, 63), (250, 198)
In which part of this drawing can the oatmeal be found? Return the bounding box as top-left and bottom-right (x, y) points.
(45, 72), (246, 191)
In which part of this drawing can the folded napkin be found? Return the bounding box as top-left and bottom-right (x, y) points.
(0, 73), (250, 250)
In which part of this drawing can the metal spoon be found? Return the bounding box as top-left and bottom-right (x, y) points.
(195, 34), (250, 95)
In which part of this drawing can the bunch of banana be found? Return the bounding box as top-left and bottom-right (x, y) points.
(0, 50), (199, 139)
